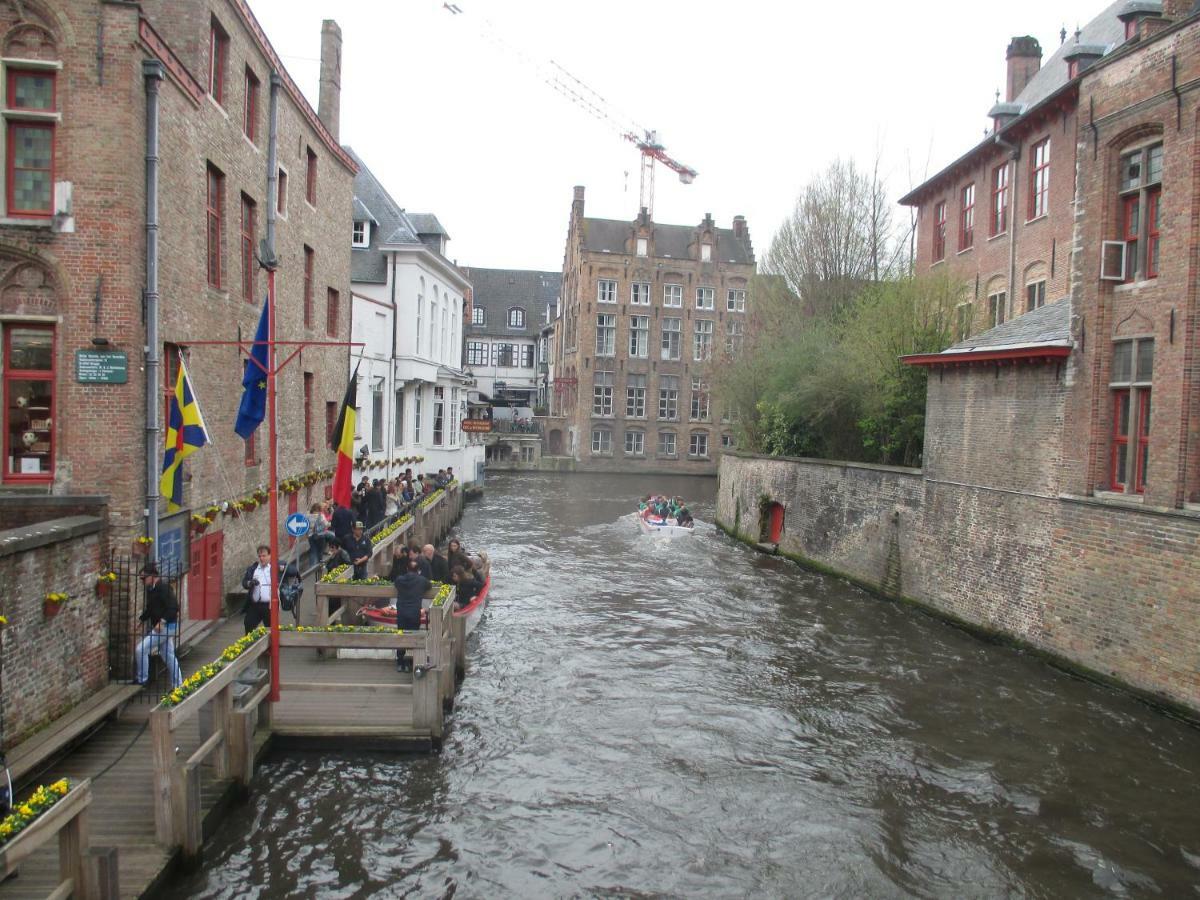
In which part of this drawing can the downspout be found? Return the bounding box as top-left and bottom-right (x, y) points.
(143, 60), (163, 560)
(994, 132), (1021, 320)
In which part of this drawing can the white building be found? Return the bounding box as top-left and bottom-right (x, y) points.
(347, 148), (484, 483)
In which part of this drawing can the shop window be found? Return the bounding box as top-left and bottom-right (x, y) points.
(5, 326), (54, 481)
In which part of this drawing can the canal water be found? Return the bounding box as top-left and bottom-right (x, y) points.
(163, 472), (1200, 898)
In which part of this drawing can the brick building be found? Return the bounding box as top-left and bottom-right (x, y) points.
(550, 187), (754, 472)
(0, 0), (354, 689)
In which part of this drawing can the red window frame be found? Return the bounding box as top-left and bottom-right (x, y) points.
(1125, 18), (1138, 40)
(162, 343), (182, 427)
(1122, 195), (1140, 283)
(1029, 138), (1050, 219)
(244, 430), (256, 467)
(303, 372), (314, 452)
(1146, 187), (1160, 279)
(209, 20), (228, 105)
(991, 163), (1008, 235)
(325, 401), (337, 448)
(243, 67), (259, 141)
(932, 201), (946, 261)
(240, 193), (256, 303)
(959, 184), (975, 250)
(3, 325), (55, 483)
(1109, 388), (1150, 493)
(303, 245), (314, 328)
(305, 146), (317, 205)
(206, 165), (223, 288)
(326, 287), (339, 337)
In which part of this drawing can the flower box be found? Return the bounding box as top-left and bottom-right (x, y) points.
(43, 600), (62, 619)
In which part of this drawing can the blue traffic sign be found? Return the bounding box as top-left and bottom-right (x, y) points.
(285, 512), (310, 537)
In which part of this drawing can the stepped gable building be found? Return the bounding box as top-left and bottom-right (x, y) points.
(459, 267), (561, 409)
(550, 187), (754, 472)
(347, 148), (481, 481)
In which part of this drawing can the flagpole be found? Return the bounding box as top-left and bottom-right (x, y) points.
(266, 73), (282, 703)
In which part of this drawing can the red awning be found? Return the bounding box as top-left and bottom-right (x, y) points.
(901, 346), (1071, 367)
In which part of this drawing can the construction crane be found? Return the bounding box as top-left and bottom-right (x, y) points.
(443, 4), (697, 217)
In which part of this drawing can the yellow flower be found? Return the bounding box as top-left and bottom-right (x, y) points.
(18, 806), (31, 817)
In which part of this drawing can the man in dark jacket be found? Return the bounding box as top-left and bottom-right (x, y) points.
(242, 545), (286, 634)
(135, 563), (182, 687)
(330, 501), (355, 543)
(341, 521), (373, 580)
(363, 479), (386, 527)
(422, 544), (449, 582)
(392, 558), (430, 672)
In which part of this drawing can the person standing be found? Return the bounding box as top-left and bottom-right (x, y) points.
(135, 563), (183, 687)
(241, 545), (280, 634)
(330, 500), (355, 544)
(307, 501), (331, 570)
(392, 558), (430, 672)
(341, 520), (374, 580)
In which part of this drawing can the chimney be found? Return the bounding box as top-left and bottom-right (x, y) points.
(1005, 36), (1041, 102)
(572, 185), (585, 223)
(318, 20), (342, 141)
(732, 215), (746, 240)
(1161, 0), (1190, 19)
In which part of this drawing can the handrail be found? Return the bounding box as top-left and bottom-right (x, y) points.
(161, 635), (269, 731)
(0, 779), (95, 898)
(185, 729), (224, 769)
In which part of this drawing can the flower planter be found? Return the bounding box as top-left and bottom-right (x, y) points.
(131, 541), (150, 557)
(96, 581), (112, 596)
(43, 600), (62, 619)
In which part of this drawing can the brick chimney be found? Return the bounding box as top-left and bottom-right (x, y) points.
(1161, 0), (1190, 19)
(1005, 36), (1041, 103)
(572, 185), (585, 223)
(732, 215), (746, 240)
(318, 20), (342, 141)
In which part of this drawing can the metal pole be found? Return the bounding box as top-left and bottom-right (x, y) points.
(266, 73), (282, 701)
(144, 60), (164, 562)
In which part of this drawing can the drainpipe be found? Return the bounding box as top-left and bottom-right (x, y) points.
(143, 60), (163, 561)
(994, 132), (1021, 319)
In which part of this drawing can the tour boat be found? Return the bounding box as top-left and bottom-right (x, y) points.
(637, 510), (694, 538)
(359, 569), (491, 636)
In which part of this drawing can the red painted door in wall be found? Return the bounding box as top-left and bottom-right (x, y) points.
(768, 504), (785, 544)
(187, 531), (225, 620)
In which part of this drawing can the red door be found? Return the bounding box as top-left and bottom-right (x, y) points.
(768, 503), (785, 543)
(187, 531), (225, 621)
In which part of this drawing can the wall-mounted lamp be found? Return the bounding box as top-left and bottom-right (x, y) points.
(91, 337), (110, 347)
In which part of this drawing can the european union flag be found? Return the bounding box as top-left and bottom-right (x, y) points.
(234, 297), (269, 439)
(160, 356), (210, 512)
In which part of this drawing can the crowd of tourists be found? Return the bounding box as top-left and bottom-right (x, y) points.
(638, 494), (694, 528)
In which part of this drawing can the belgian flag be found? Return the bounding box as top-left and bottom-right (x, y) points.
(331, 362), (360, 508)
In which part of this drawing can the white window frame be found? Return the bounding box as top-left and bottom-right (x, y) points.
(596, 314), (616, 357)
(629, 315), (649, 358)
(352, 220), (368, 247)
(593, 371), (614, 416)
(689, 431), (709, 458)
(471, 306), (485, 326)
(661, 317), (681, 361)
(626, 375), (646, 418)
(726, 289), (745, 312)
(624, 429), (645, 455)
(591, 428), (612, 454)
(636, 237), (648, 257)
(701, 243), (712, 262)
(696, 287), (714, 310)
(658, 430), (676, 456)
(508, 307), (525, 328)
(597, 279), (617, 304)
(693, 319), (714, 361)
(663, 283), (682, 307)
(631, 282), (650, 305)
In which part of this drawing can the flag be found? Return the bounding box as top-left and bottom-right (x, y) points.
(234, 297), (269, 439)
(160, 356), (210, 512)
(331, 362), (361, 508)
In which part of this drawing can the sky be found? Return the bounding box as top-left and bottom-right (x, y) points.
(248, 0), (1113, 273)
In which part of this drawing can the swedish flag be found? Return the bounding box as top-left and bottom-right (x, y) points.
(160, 356), (210, 512)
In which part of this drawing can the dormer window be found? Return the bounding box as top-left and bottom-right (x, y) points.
(1125, 18), (1138, 40)
(508, 307), (525, 328)
(636, 237), (648, 257)
(700, 242), (712, 262)
(352, 220), (368, 247)
(1068, 59), (1079, 79)
(471, 306), (485, 326)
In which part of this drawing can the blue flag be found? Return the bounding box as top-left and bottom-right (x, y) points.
(234, 297), (269, 439)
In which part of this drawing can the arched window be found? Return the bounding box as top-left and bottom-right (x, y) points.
(508, 307), (525, 328)
(1023, 262), (1047, 312)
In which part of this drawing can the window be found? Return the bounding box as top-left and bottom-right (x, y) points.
(1026, 280), (1046, 311)
(624, 430), (645, 455)
(521, 344), (534, 368)
(693, 320), (714, 361)
(508, 307), (525, 328)
(451, 387), (460, 446)
(277, 168), (287, 216)
(303, 246), (314, 328)
(721, 432), (735, 449)
(243, 67), (259, 141)
(467, 341), (486, 366)
(209, 19), (228, 104)
(991, 163), (1008, 235)
(416, 293), (423, 354)
(371, 381), (384, 451)
(352, 221), (368, 247)
(5, 69), (56, 217)
(4, 326), (54, 481)
(658, 375), (679, 420)
(593, 371), (614, 416)
(471, 306), (485, 325)
(597, 280), (616, 304)
(629, 316), (649, 358)
(596, 314), (616, 356)
(303, 372), (314, 452)
(933, 201), (946, 261)
(1109, 338), (1153, 494)
(664, 284), (682, 307)
(326, 287), (339, 337)
(636, 237), (648, 257)
(690, 377), (710, 421)
(987, 292), (1006, 329)
(1118, 143), (1163, 282)
(413, 389), (423, 444)
(626, 374), (646, 418)
(631, 282), (650, 305)
(701, 243), (712, 262)
(325, 401), (337, 448)
(206, 164), (224, 288)
(1029, 138), (1050, 219)
(956, 303), (973, 341)
(305, 145), (317, 205)
(959, 183), (975, 250)
(394, 389), (404, 445)
(727, 320), (744, 356)
(244, 429), (256, 467)
(591, 428), (612, 454)
(661, 317), (681, 361)
(727, 289), (746, 312)
(432, 386), (444, 447)
(696, 287), (714, 310)
(492, 343), (516, 367)
(442, 307), (449, 361)
(240, 194), (256, 303)
(689, 432), (709, 458)
(658, 431), (676, 456)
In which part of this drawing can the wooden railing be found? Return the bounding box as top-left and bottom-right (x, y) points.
(0, 779), (109, 899)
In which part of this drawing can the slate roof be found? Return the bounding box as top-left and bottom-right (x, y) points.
(944, 297), (1072, 354)
(582, 218), (755, 265)
(408, 213), (448, 239)
(460, 267), (562, 337)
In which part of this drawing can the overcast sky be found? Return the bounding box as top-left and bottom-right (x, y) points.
(248, 0), (1110, 273)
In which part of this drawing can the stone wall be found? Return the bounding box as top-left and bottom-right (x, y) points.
(717, 451), (1200, 716)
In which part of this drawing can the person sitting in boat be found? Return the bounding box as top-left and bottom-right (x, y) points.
(392, 558), (430, 673)
(423, 543), (449, 582)
(676, 505), (694, 528)
(449, 564), (485, 611)
(446, 537), (472, 573)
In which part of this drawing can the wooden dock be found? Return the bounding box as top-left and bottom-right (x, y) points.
(0, 485), (469, 898)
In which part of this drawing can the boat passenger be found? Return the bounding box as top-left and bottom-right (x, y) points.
(676, 506), (694, 528)
(449, 564), (485, 610)
(446, 537), (472, 573)
(423, 543), (449, 582)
